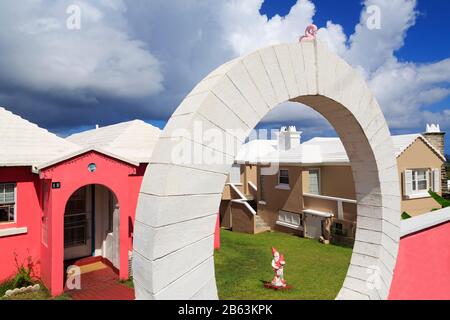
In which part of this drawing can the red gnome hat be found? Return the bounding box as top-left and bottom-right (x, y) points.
(272, 247), (278, 255)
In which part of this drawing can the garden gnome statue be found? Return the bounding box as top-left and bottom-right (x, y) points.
(271, 247), (287, 288)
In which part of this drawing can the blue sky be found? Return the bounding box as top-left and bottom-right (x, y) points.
(0, 0), (449, 153)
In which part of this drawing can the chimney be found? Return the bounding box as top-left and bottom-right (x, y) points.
(423, 123), (447, 193)
(277, 126), (302, 151)
(95, 124), (100, 130)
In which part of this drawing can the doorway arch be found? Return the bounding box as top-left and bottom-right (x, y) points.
(63, 184), (120, 269)
(134, 41), (401, 300)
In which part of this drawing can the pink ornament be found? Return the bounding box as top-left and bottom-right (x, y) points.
(299, 24), (318, 42)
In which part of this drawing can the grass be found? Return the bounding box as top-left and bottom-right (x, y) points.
(214, 230), (353, 300)
(119, 278), (134, 289)
(0, 279), (72, 301)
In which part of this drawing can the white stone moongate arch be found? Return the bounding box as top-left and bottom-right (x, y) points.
(133, 41), (401, 300)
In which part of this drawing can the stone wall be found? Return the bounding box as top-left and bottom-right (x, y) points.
(423, 132), (448, 194)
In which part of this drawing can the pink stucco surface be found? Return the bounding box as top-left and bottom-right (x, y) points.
(389, 221), (450, 300)
(0, 152), (146, 296)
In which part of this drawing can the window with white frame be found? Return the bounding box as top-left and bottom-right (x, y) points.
(412, 169), (428, 192)
(403, 168), (440, 198)
(0, 183), (16, 223)
(277, 210), (302, 227)
(278, 169), (289, 186)
(229, 164), (242, 184)
(308, 169), (320, 195)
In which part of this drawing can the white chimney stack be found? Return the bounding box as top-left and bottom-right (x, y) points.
(277, 126), (302, 151)
(426, 123), (441, 133)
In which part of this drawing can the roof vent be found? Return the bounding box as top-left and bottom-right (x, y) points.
(95, 124), (100, 130)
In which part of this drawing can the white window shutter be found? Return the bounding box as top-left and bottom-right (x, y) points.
(433, 168), (441, 193)
(404, 170), (413, 197)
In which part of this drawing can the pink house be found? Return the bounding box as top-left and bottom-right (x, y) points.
(0, 107), (160, 296)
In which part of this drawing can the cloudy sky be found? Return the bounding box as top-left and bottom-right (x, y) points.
(0, 0), (449, 152)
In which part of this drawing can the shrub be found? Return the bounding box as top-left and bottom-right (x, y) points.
(428, 190), (450, 208)
(401, 212), (412, 220)
(12, 253), (35, 289)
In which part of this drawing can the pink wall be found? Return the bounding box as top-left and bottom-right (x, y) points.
(39, 151), (144, 296)
(389, 221), (450, 300)
(0, 167), (42, 282)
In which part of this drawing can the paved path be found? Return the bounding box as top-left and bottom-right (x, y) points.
(65, 260), (135, 300)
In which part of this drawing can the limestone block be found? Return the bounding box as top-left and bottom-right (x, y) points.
(133, 235), (214, 293)
(140, 163), (227, 196)
(273, 44), (300, 99)
(259, 46), (290, 104)
(211, 76), (261, 129)
(161, 112), (247, 147)
(196, 94), (254, 139)
(153, 257), (216, 300)
(355, 228), (382, 245)
(352, 241), (381, 258)
(287, 43), (309, 96)
(173, 92), (210, 117)
(382, 219), (400, 243)
(226, 61), (271, 118)
(300, 41), (318, 95)
(357, 203), (384, 220)
(379, 246), (397, 273)
(191, 277), (218, 300)
(357, 216), (382, 232)
(136, 192), (222, 227)
(336, 287), (370, 300)
(342, 277), (374, 299)
(316, 40), (338, 97)
(149, 137), (236, 175)
(242, 51), (278, 108)
(188, 75), (223, 97)
(133, 214), (217, 261)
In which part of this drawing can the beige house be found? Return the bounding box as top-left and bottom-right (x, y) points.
(219, 125), (446, 246)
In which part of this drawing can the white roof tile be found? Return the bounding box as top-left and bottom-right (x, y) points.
(0, 107), (80, 167)
(66, 120), (161, 164)
(237, 133), (445, 165)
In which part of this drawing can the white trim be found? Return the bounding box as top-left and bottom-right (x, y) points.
(401, 207), (450, 237)
(0, 227), (27, 238)
(258, 201), (267, 205)
(248, 181), (257, 192)
(36, 146), (139, 170)
(404, 192), (431, 200)
(303, 193), (357, 204)
(276, 220), (303, 230)
(275, 184), (291, 190)
(231, 199), (256, 216)
(303, 209), (334, 218)
(227, 183), (247, 200)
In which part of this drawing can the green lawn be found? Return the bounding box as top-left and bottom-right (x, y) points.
(214, 230), (353, 300)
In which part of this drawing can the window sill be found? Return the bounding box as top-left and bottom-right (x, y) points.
(276, 221), (303, 230)
(258, 201), (267, 205)
(275, 184), (291, 191)
(0, 227), (27, 238)
(404, 193), (431, 200)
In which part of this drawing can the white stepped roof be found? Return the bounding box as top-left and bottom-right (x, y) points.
(235, 139), (278, 164)
(66, 120), (161, 164)
(237, 133), (445, 165)
(0, 107), (80, 167)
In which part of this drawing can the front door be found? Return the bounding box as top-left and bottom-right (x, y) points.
(64, 187), (92, 260)
(104, 203), (120, 269)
